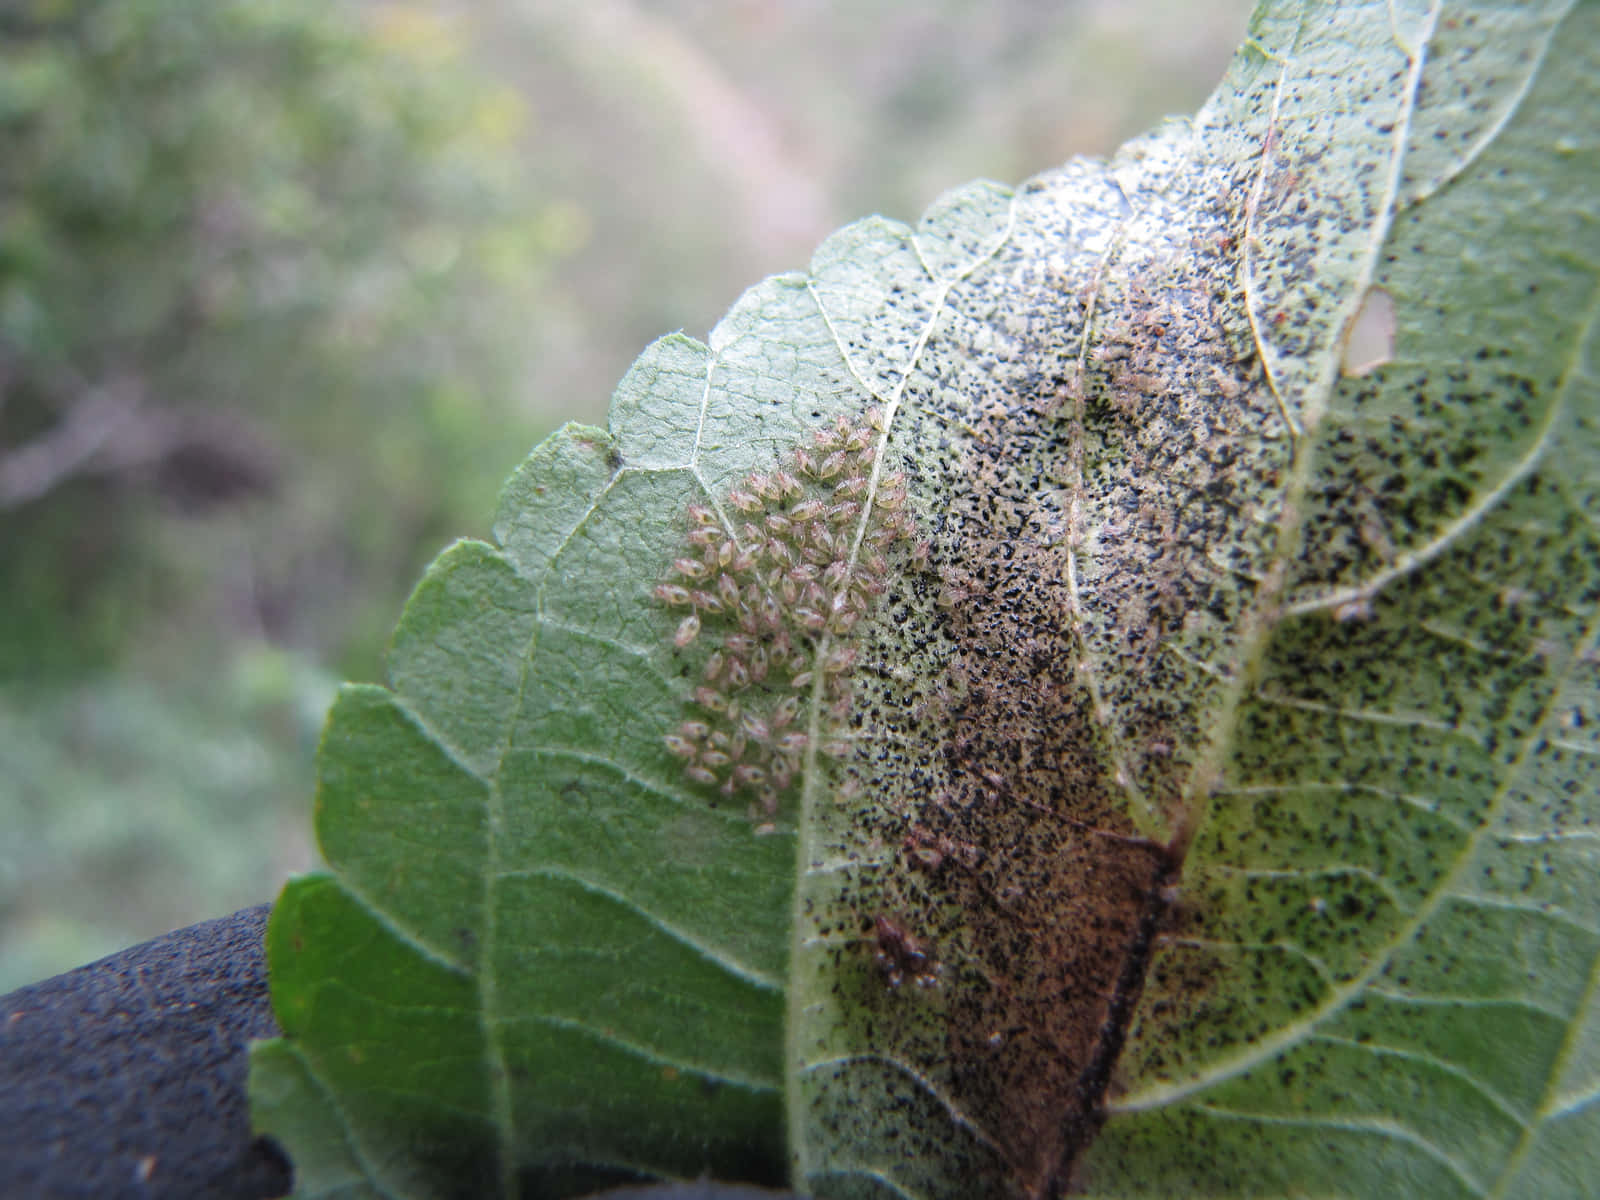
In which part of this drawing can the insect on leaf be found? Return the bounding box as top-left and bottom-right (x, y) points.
(250, 2), (1600, 1197)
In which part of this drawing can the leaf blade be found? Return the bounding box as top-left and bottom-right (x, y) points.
(1082, 2), (1600, 1194)
(251, 2), (1600, 1196)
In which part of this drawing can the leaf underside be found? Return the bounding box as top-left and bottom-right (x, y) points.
(250, 2), (1600, 1198)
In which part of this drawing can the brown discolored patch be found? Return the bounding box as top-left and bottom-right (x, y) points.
(903, 380), (1182, 1196)
(808, 239), (1275, 1195)
(772, 162), (1289, 1195)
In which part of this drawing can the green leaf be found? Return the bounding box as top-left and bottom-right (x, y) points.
(1079, 3), (1600, 1197)
(251, 2), (1599, 1197)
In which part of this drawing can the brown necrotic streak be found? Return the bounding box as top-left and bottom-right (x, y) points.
(812, 446), (1158, 1193)
(862, 323), (1233, 1194)
(926, 396), (1178, 1197)
(812, 196), (1264, 1193)
(909, 237), (1268, 1193)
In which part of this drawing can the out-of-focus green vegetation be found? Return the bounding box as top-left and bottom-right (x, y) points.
(0, 0), (1249, 989)
(0, 0), (558, 677)
(0, 651), (334, 993)
(0, 0), (561, 988)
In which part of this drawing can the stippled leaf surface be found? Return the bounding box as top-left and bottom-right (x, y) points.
(250, 2), (1599, 1197)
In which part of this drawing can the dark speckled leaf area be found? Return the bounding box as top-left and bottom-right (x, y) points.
(249, 3), (1599, 1198)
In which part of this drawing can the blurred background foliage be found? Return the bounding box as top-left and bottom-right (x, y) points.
(0, 0), (1248, 990)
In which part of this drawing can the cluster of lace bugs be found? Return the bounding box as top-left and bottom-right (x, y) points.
(872, 913), (940, 990)
(653, 408), (920, 818)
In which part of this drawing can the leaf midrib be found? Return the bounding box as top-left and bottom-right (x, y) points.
(783, 199), (1019, 1185)
(1110, 277), (1600, 1192)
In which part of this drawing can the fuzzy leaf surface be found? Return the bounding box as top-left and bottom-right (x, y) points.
(250, 2), (1599, 1197)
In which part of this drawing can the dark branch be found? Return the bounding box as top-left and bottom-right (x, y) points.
(0, 908), (799, 1199)
(0, 906), (289, 1199)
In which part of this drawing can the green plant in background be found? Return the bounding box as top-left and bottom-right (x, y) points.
(249, 0), (1600, 1196)
(0, 650), (335, 995)
(0, 0), (559, 676)
(0, 0), (563, 985)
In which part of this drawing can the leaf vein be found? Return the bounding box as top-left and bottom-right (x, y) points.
(1309, 1033), (1532, 1129)
(798, 1052), (1005, 1159)
(502, 1012), (781, 1094)
(493, 864), (783, 992)
(1119, 580), (1600, 1127)
(1192, 1104), (1488, 1199)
